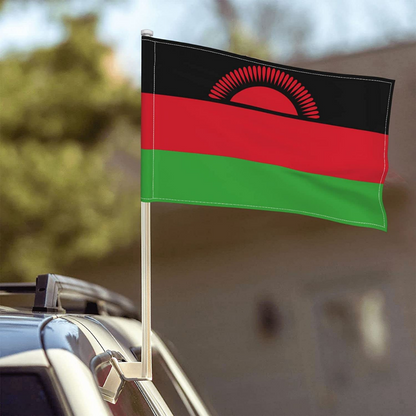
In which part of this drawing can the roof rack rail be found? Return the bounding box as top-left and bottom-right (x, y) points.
(0, 274), (138, 319)
(0, 282), (36, 295)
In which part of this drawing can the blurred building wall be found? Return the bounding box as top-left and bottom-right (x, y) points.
(70, 42), (416, 416)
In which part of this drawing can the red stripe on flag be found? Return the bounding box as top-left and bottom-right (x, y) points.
(141, 93), (387, 184)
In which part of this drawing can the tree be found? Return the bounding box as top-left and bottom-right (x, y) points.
(0, 140), (140, 281)
(0, 14), (141, 282)
(0, 15), (140, 146)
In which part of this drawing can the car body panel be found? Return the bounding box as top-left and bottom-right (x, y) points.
(65, 315), (137, 361)
(62, 316), (174, 416)
(43, 316), (103, 364)
(0, 308), (213, 416)
(0, 314), (47, 357)
(47, 348), (111, 416)
(0, 349), (49, 367)
(96, 316), (213, 416)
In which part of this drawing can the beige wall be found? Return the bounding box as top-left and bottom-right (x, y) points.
(70, 42), (416, 416)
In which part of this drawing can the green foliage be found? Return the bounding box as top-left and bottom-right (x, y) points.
(0, 140), (140, 282)
(0, 15), (140, 146)
(0, 14), (141, 282)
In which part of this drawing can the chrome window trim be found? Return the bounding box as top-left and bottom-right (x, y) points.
(136, 380), (174, 416)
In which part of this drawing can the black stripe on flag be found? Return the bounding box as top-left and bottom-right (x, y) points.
(142, 37), (394, 134)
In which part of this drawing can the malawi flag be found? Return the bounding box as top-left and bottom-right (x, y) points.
(141, 37), (394, 231)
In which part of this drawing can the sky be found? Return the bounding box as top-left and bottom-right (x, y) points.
(0, 0), (415, 85)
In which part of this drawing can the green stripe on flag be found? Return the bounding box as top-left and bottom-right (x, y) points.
(141, 149), (386, 231)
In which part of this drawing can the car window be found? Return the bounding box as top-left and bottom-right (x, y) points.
(151, 351), (197, 416)
(95, 362), (155, 416)
(106, 381), (155, 416)
(0, 371), (63, 416)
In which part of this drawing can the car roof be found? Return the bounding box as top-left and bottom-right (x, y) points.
(0, 309), (144, 362)
(0, 312), (50, 358)
(0, 274), (141, 359)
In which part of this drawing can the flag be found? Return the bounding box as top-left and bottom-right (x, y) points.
(141, 37), (394, 231)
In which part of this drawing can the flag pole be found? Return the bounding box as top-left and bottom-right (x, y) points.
(141, 28), (154, 380)
(141, 201), (152, 379)
(99, 30), (154, 385)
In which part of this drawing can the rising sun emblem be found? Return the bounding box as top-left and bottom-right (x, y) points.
(209, 66), (320, 119)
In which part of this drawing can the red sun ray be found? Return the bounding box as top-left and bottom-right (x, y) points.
(281, 74), (290, 89)
(218, 79), (231, 92)
(293, 86), (305, 98)
(209, 66), (320, 119)
(226, 74), (237, 88)
(299, 93), (312, 102)
(266, 67), (271, 82)
(290, 82), (302, 95)
(238, 68), (246, 82)
(243, 67), (250, 82)
(286, 77), (295, 91)
(288, 80), (299, 92)
(209, 91), (223, 100)
(270, 68), (276, 82)
(221, 76), (233, 90)
(248, 66), (254, 82)
(212, 85), (227, 95)
(274, 69), (280, 84)
(229, 71), (239, 85)
(300, 97), (314, 106)
(278, 71), (285, 86)
(302, 103), (317, 111)
(234, 69), (243, 84)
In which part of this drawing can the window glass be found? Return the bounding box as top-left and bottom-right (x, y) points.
(131, 346), (215, 416)
(106, 382), (155, 416)
(151, 352), (197, 416)
(0, 372), (62, 416)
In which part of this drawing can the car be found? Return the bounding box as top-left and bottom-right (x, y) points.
(0, 274), (215, 416)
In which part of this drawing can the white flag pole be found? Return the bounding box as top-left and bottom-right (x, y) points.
(141, 200), (152, 379)
(99, 30), (154, 385)
(141, 28), (154, 380)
